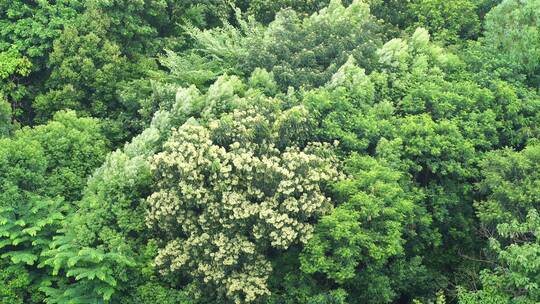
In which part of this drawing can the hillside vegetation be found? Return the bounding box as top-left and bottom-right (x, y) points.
(1, 0), (540, 303)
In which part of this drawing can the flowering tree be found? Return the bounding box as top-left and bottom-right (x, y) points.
(147, 97), (340, 303)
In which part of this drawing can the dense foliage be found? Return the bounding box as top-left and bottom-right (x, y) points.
(1, 0), (540, 303)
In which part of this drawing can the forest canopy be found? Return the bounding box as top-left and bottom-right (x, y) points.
(1, 0), (540, 303)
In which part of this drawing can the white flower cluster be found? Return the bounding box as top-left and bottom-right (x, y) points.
(147, 105), (340, 303)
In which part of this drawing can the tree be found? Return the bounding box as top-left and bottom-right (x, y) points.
(1, 0), (242, 142)
(300, 155), (427, 303)
(0, 0), (82, 69)
(17, 111), (109, 201)
(0, 111), (107, 303)
(0, 49), (31, 122)
(41, 70), (338, 303)
(166, 0), (385, 91)
(146, 81), (340, 303)
(33, 13), (135, 142)
(482, 0), (540, 86)
(301, 26), (540, 301)
(6, 1), (540, 303)
(0, 135), (57, 304)
(459, 144), (540, 304)
(406, 0), (480, 43)
(240, 0), (331, 24)
(0, 98), (11, 137)
(0, 0), (82, 123)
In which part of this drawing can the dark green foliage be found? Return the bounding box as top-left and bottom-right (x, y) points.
(240, 0), (332, 23)
(165, 0), (385, 91)
(38, 102), (170, 302)
(33, 15), (136, 141)
(0, 135), (61, 264)
(18, 111), (109, 201)
(0, 48), (32, 122)
(483, 0), (540, 85)
(299, 22), (540, 303)
(121, 282), (194, 304)
(301, 155), (414, 282)
(370, 0), (498, 44)
(0, 261), (41, 304)
(406, 0), (480, 43)
(0, 0), (82, 123)
(242, 0), (384, 89)
(0, 111), (107, 303)
(459, 144), (540, 304)
(0, 0), (243, 143)
(0, 98), (11, 137)
(0, 0), (82, 67)
(300, 155), (434, 304)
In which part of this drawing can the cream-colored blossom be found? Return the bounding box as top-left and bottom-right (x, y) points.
(147, 102), (340, 303)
